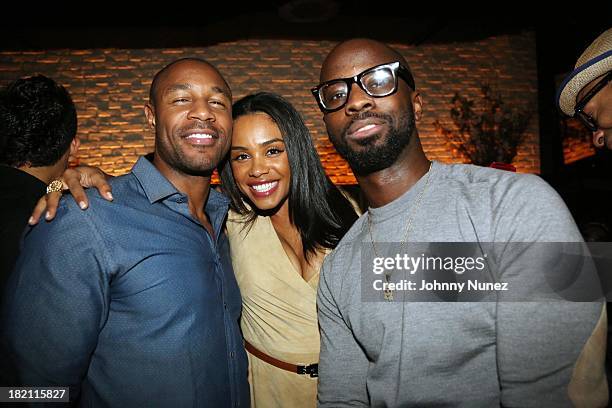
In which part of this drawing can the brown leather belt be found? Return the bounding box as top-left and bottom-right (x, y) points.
(244, 341), (318, 378)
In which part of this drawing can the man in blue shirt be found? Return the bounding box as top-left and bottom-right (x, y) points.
(1, 58), (249, 407)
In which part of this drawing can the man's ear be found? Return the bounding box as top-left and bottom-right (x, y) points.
(70, 137), (80, 156)
(412, 92), (423, 122)
(144, 103), (156, 128)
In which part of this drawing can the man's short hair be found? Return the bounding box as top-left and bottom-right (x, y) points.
(0, 74), (77, 167)
(148, 58), (232, 107)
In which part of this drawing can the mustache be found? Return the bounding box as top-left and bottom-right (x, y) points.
(341, 112), (394, 137)
(177, 123), (220, 137)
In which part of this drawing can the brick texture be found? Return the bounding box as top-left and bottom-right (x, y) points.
(560, 118), (596, 164)
(0, 31), (539, 183)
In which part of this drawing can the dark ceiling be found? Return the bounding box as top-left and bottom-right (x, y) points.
(2, 1), (609, 77)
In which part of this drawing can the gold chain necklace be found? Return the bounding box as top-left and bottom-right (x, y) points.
(367, 160), (433, 301)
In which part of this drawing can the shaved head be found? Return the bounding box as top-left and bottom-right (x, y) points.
(320, 38), (413, 83)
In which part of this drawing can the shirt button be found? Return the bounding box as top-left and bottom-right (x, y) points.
(230, 351), (235, 358)
(223, 302), (227, 309)
(176, 196), (186, 203)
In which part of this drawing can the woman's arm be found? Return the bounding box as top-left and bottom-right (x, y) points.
(29, 165), (113, 224)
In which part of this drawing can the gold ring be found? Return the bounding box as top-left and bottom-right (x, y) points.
(46, 179), (64, 194)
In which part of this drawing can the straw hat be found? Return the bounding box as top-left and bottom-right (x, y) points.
(556, 28), (612, 116)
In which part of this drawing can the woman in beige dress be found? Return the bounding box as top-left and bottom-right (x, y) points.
(220, 92), (358, 407)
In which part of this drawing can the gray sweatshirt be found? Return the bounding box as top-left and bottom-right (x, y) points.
(317, 161), (606, 407)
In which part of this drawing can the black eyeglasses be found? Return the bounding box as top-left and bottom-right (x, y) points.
(574, 71), (612, 132)
(311, 61), (415, 113)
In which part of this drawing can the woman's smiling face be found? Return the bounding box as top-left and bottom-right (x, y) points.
(229, 112), (291, 212)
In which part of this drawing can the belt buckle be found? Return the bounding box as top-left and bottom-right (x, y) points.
(297, 363), (318, 378)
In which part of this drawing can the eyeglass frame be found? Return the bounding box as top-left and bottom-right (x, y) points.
(574, 70), (612, 132)
(310, 61), (416, 113)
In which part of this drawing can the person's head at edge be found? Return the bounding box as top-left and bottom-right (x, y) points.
(314, 38), (431, 207)
(557, 28), (612, 150)
(0, 74), (79, 184)
(219, 92), (358, 259)
(144, 58), (233, 183)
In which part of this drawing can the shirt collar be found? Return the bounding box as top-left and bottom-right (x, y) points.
(131, 156), (181, 204)
(131, 156), (230, 209)
(207, 185), (231, 208)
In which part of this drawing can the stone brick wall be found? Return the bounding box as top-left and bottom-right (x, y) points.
(0, 31), (539, 183)
(561, 118), (597, 164)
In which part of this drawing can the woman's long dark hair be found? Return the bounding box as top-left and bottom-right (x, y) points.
(220, 92), (358, 260)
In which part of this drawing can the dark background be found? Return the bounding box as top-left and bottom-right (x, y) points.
(2, 2), (611, 234)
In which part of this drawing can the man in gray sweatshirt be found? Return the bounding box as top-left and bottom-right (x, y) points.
(312, 38), (607, 407)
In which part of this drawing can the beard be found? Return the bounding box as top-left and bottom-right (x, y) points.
(155, 125), (228, 177)
(329, 109), (416, 176)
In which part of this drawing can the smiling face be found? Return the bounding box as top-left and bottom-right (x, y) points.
(319, 39), (421, 176)
(145, 59), (233, 176)
(230, 112), (291, 212)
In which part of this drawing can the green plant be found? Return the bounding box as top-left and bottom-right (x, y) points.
(434, 84), (532, 166)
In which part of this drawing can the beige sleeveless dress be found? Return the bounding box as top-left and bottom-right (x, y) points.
(226, 211), (321, 408)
